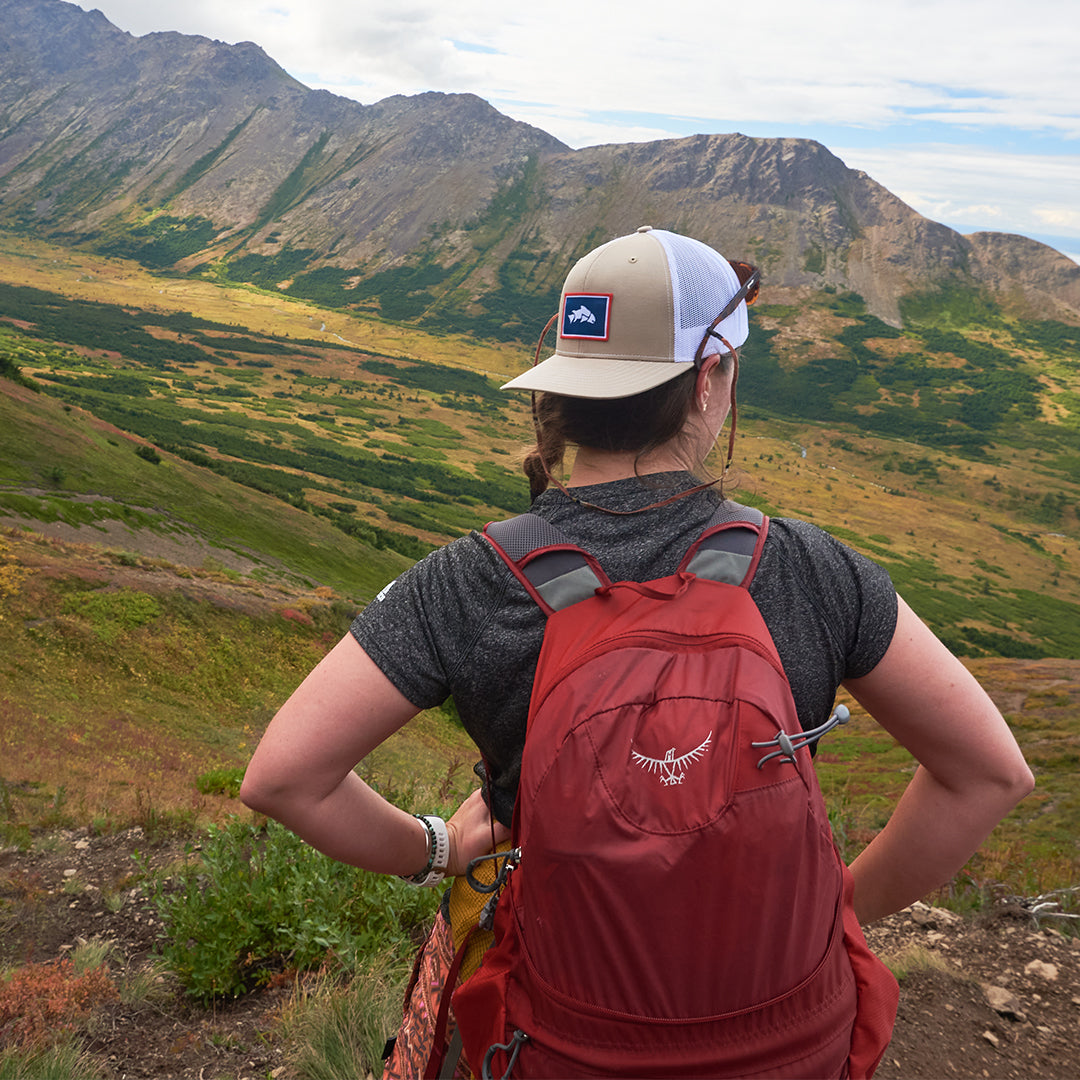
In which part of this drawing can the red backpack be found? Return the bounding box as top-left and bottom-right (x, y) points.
(450, 505), (898, 1079)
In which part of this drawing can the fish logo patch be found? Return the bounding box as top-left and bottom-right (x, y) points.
(561, 293), (611, 340)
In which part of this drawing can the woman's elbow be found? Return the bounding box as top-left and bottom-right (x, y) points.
(1007, 759), (1036, 804)
(239, 763), (289, 817)
(979, 753), (1036, 815)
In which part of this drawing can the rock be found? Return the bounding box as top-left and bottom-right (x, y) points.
(982, 1030), (1000, 1047)
(1024, 959), (1059, 981)
(74, 839), (90, 850)
(63, 868), (77, 877)
(910, 903), (963, 929)
(984, 985), (1026, 1022)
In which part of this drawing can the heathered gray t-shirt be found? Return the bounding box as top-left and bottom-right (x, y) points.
(351, 472), (897, 826)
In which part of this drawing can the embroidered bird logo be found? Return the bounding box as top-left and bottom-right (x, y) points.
(631, 732), (712, 786)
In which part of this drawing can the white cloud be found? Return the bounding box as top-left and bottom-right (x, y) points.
(80, 1), (1080, 132)
(833, 144), (1080, 243)
(1033, 207), (1080, 232)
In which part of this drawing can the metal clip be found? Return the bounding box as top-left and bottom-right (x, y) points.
(752, 704), (850, 769)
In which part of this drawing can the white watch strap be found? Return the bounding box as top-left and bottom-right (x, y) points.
(404, 814), (450, 887)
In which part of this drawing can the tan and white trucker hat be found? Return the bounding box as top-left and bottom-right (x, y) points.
(501, 226), (759, 399)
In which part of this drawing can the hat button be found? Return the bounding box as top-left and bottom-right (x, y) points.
(636, 225), (653, 233)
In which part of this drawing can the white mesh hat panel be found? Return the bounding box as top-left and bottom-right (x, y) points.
(654, 230), (749, 362)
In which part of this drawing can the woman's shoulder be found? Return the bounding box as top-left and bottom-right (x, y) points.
(756, 514), (896, 610)
(393, 527), (509, 591)
(764, 515), (871, 563)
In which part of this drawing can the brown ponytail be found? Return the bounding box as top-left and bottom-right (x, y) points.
(523, 393), (568, 501)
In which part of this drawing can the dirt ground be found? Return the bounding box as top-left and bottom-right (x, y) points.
(2, 829), (1079, 1079)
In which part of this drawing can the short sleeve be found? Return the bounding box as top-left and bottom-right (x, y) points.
(350, 533), (510, 711)
(750, 519), (898, 728)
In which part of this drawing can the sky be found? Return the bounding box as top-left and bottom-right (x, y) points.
(73, 0), (1080, 265)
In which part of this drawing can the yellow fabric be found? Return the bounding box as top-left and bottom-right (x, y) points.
(447, 840), (511, 980)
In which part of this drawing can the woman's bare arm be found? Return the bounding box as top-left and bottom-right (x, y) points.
(240, 633), (507, 878)
(842, 597), (1034, 924)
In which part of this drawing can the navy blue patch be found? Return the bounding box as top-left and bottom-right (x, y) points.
(561, 293), (611, 340)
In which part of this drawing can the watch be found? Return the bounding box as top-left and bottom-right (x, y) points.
(401, 814), (450, 887)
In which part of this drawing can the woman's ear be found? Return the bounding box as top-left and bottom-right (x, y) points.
(695, 354), (721, 412)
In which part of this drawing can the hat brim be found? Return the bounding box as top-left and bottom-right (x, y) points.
(501, 354), (695, 399)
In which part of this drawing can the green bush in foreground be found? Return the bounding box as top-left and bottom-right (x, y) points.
(146, 817), (440, 1004)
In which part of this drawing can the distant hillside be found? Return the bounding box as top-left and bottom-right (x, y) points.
(1, 0), (1078, 336)
(0, 345), (416, 602)
(1, 238), (1078, 663)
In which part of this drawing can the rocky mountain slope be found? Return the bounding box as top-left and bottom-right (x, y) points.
(1, 0), (1079, 329)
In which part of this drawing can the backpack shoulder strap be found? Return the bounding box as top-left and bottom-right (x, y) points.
(485, 501), (771, 614)
(484, 514), (609, 616)
(680, 501), (770, 588)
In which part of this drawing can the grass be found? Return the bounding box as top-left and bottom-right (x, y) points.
(881, 942), (961, 983)
(0, 234), (523, 380)
(0, 1041), (108, 1080)
(2, 517), (1076, 901)
(0, 527), (477, 844)
(278, 957), (408, 1080)
(2, 232), (1079, 632)
(0, 382), (411, 601)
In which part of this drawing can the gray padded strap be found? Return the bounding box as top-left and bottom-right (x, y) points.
(486, 514), (605, 611)
(486, 501), (766, 609)
(485, 514), (570, 562)
(704, 500), (764, 529)
(684, 547), (754, 585)
(536, 564), (605, 610)
(683, 501), (765, 586)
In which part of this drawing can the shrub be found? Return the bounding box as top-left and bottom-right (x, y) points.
(0, 959), (117, 1049)
(147, 818), (440, 1004)
(195, 767), (246, 798)
(279, 607), (315, 627)
(60, 589), (162, 645)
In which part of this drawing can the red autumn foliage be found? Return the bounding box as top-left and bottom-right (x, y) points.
(0, 958), (118, 1049)
(278, 607), (314, 627)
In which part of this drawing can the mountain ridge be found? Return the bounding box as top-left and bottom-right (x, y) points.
(1, 0), (1078, 331)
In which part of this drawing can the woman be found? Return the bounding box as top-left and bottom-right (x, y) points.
(241, 227), (1033, 1077)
